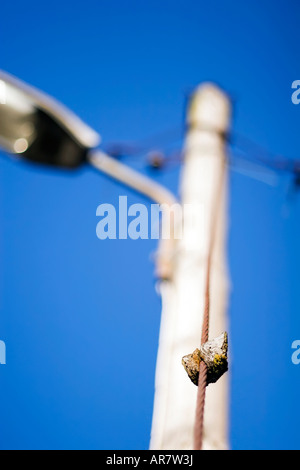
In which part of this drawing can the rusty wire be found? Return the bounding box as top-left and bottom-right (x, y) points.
(193, 159), (226, 450)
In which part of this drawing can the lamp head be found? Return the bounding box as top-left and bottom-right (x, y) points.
(0, 71), (100, 168)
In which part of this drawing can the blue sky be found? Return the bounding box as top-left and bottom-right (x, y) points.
(1, 0), (300, 450)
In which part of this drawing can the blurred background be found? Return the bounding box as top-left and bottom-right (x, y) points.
(1, 0), (300, 450)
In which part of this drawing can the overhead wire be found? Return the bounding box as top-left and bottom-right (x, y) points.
(101, 125), (300, 183)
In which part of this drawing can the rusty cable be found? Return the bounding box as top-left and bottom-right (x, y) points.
(193, 158), (226, 450)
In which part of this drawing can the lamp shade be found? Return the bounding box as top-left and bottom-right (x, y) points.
(0, 71), (100, 168)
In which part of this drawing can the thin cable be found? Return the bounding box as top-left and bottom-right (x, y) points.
(103, 128), (300, 180)
(194, 158), (226, 451)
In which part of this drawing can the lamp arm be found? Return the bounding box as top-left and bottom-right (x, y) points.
(88, 149), (180, 280)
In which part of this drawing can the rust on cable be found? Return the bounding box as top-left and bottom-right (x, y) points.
(192, 158), (228, 451)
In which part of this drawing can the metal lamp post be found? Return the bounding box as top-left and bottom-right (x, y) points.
(0, 71), (230, 449)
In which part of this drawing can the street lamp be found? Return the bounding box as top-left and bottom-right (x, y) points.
(0, 70), (231, 449)
(0, 70), (177, 278)
(0, 70), (100, 167)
